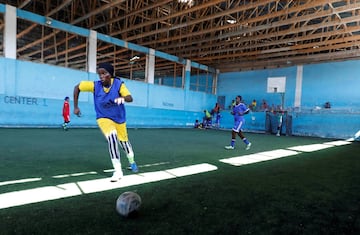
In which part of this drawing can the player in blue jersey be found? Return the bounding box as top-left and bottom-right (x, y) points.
(225, 95), (252, 150)
(73, 62), (138, 182)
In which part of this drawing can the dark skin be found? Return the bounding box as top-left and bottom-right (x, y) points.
(232, 128), (245, 139)
(73, 68), (133, 116)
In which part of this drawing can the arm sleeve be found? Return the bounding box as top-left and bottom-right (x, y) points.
(79, 81), (94, 92)
(119, 83), (131, 97)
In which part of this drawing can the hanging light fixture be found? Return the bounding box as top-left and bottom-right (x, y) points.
(178, 0), (194, 7)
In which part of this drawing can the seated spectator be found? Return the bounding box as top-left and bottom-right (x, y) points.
(194, 119), (201, 128)
(249, 99), (257, 111)
(261, 99), (268, 111)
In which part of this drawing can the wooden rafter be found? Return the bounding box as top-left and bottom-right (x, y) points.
(0, 0), (359, 74)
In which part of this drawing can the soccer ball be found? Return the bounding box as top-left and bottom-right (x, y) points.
(116, 191), (141, 217)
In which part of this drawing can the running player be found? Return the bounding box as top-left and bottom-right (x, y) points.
(73, 62), (138, 182)
(225, 95), (252, 150)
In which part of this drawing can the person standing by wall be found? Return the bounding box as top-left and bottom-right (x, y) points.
(211, 102), (221, 115)
(212, 103), (222, 128)
(225, 95), (252, 150)
(73, 62), (138, 182)
(62, 96), (70, 130)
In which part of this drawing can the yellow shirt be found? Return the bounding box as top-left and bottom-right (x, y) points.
(79, 79), (131, 96)
(205, 110), (211, 118)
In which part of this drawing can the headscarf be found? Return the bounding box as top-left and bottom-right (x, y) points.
(98, 62), (114, 76)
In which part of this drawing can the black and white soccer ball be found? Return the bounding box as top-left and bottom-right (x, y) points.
(116, 191), (141, 217)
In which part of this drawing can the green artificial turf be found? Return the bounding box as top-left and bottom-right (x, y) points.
(0, 128), (359, 235)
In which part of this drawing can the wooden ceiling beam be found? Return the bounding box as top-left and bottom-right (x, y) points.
(4, 0), (360, 73)
(163, 22), (360, 58)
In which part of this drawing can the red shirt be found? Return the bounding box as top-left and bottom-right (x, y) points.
(63, 100), (70, 122)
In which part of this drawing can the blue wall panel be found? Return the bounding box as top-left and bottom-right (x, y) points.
(186, 90), (216, 112)
(302, 60), (360, 109)
(1, 58), (17, 95)
(0, 58), (212, 128)
(218, 67), (297, 108)
(0, 57), (5, 94)
(1, 58), (359, 139)
(148, 84), (184, 110)
(218, 61), (360, 139)
(292, 111), (360, 139)
(16, 60), (88, 100)
(123, 79), (148, 107)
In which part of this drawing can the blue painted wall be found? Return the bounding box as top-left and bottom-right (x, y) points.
(1, 58), (359, 139)
(217, 66), (296, 109)
(0, 58), (216, 128)
(217, 60), (360, 139)
(302, 61), (360, 109)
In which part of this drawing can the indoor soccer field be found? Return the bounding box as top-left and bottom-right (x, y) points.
(0, 128), (359, 235)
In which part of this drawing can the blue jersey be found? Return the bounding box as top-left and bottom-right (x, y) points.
(232, 102), (249, 122)
(231, 102), (249, 132)
(94, 78), (126, 124)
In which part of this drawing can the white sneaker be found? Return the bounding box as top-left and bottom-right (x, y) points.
(110, 171), (123, 182)
(276, 133), (280, 136)
(246, 143), (252, 150)
(225, 145), (235, 150)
